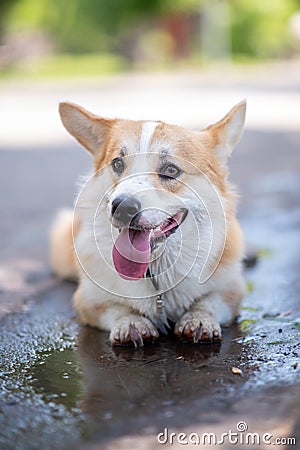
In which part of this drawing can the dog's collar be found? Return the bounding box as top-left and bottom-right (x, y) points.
(145, 267), (165, 315)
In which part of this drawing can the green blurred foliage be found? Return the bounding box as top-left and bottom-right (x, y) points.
(0, 0), (18, 37)
(6, 0), (202, 53)
(230, 0), (299, 58)
(3, 0), (300, 59)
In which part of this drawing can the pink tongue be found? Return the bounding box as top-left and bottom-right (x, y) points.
(112, 229), (151, 280)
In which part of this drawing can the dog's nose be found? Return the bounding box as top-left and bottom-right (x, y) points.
(111, 195), (141, 226)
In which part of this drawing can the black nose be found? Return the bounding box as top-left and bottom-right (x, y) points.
(111, 194), (141, 226)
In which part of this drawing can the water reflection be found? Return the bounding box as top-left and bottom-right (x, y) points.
(29, 322), (245, 443)
(77, 325), (241, 422)
(31, 348), (83, 409)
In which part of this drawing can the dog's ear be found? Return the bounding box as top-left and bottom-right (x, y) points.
(205, 100), (246, 166)
(59, 102), (114, 155)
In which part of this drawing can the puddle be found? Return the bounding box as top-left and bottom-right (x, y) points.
(31, 349), (84, 409)
(0, 314), (252, 449)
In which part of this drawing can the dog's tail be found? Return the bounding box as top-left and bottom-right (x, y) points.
(49, 208), (79, 281)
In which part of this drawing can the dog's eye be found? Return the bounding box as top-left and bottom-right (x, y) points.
(159, 164), (182, 180)
(111, 157), (124, 174)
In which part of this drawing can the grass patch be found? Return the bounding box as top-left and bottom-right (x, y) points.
(241, 305), (261, 312)
(293, 321), (300, 331)
(239, 319), (257, 333)
(257, 248), (273, 258)
(0, 53), (128, 80)
(246, 281), (255, 293)
(266, 340), (294, 346)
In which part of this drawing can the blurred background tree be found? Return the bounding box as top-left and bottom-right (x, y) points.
(0, 0), (18, 40)
(4, 0), (201, 54)
(1, 0), (300, 76)
(230, 0), (299, 59)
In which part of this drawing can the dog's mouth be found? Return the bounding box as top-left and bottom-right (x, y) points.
(112, 209), (188, 281)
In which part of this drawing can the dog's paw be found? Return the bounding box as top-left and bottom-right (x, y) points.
(110, 316), (159, 348)
(174, 312), (222, 344)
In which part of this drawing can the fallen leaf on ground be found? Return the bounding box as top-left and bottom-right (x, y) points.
(231, 366), (243, 376)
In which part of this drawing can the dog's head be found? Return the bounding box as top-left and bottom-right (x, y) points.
(59, 101), (246, 282)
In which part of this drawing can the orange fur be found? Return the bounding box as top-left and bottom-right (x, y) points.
(74, 288), (110, 327)
(50, 209), (80, 280)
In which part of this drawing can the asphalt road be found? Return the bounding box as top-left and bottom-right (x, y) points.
(0, 68), (300, 449)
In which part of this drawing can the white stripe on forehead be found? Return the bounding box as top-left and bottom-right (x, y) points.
(139, 121), (159, 153)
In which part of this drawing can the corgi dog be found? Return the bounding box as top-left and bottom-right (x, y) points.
(50, 100), (246, 347)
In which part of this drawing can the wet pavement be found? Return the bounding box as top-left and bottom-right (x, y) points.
(1, 78), (300, 449)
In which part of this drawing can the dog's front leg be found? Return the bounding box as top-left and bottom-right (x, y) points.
(74, 288), (159, 347)
(174, 293), (232, 344)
